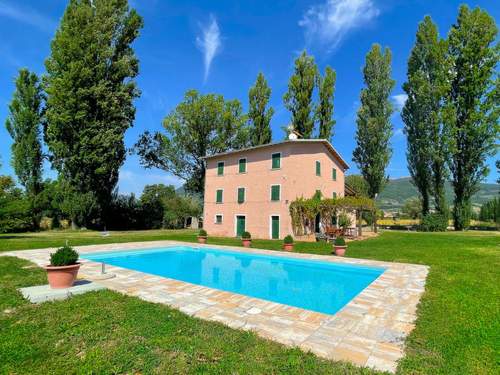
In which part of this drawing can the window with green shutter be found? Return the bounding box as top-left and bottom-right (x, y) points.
(237, 187), (245, 203)
(238, 158), (247, 173)
(217, 161), (224, 176)
(271, 185), (280, 201)
(332, 168), (337, 181)
(316, 161), (321, 176)
(215, 215), (223, 224)
(216, 189), (223, 203)
(271, 153), (281, 169)
(332, 191), (337, 198)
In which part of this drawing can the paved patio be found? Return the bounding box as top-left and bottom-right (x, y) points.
(2, 241), (429, 373)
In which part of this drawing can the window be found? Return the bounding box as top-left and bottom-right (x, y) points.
(332, 168), (337, 181)
(316, 161), (321, 176)
(315, 190), (322, 199)
(271, 185), (281, 201)
(216, 189), (223, 203)
(217, 161), (224, 176)
(215, 215), (223, 224)
(271, 153), (281, 169)
(238, 158), (247, 173)
(237, 187), (245, 203)
(332, 191), (337, 198)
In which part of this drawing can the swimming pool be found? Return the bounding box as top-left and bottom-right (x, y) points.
(84, 246), (385, 314)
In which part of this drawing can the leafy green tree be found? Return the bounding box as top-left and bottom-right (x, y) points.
(139, 184), (176, 229)
(248, 72), (274, 145)
(44, 0), (143, 228)
(402, 197), (423, 219)
(353, 44), (395, 232)
(0, 176), (32, 233)
(135, 90), (250, 195)
(283, 51), (318, 138)
(402, 16), (449, 217)
(316, 66), (336, 140)
(5, 68), (44, 228)
(163, 195), (202, 229)
(445, 5), (499, 230)
(345, 175), (369, 197)
(479, 197), (499, 223)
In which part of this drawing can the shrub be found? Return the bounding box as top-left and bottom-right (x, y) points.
(283, 235), (294, 244)
(198, 229), (207, 237)
(50, 245), (79, 266)
(334, 236), (346, 246)
(242, 231), (251, 239)
(419, 213), (448, 232)
(338, 213), (352, 229)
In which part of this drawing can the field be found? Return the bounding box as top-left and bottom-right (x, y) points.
(1, 230), (499, 374)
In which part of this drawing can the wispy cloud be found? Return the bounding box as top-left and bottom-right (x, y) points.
(0, 2), (56, 32)
(392, 94), (408, 111)
(299, 0), (380, 52)
(196, 14), (221, 82)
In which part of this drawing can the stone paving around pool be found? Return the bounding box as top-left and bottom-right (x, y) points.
(2, 241), (429, 373)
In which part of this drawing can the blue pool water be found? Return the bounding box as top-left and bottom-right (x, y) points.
(84, 246), (384, 314)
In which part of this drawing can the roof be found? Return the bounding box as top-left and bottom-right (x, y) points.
(203, 139), (349, 169)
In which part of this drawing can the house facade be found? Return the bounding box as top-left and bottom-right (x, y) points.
(203, 139), (349, 239)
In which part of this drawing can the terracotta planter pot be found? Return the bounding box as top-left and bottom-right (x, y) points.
(44, 263), (81, 289)
(283, 243), (294, 251)
(197, 236), (207, 244)
(242, 239), (252, 247)
(334, 246), (347, 256)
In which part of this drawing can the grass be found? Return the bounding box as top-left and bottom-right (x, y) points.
(1, 230), (499, 374)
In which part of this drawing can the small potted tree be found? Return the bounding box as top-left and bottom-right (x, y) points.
(197, 229), (208, 244)
(44, 245), (80, 289)
(333, 236), (347, 256)
(283, 235), (294, 251)
(241, 231), (252, 247)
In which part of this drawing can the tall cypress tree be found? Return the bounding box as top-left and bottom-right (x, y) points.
(5, 68), (44, 228)
(445, 5), (499, 230)
(316, 66), (336, 140)
(44, 0), (143, 227)
(402, 16), (449, 217)
(248, 72), (274, 146)
(353, 44), (395, 231)
(283, 51), (318, 138)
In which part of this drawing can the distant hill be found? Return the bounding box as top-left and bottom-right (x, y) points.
(377, 177), (499, 212)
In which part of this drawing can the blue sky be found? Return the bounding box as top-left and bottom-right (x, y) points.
(0, 0), (498, 195)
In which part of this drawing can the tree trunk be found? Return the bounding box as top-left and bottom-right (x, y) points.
(373, 210), (378, 233)
(453, 196), (471, 231)
(421, 190), (430, 217)
(357, 210), (363, 237)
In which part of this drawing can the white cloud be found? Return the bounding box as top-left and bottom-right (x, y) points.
(393, 128), (404, 137)
(392, 94), (408, 111)
(0, 2), (56, 32)
(299, 0), (380, 52)
(196, 14), (221, 82)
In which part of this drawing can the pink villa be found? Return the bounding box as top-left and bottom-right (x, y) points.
(203, 139), (350, 240)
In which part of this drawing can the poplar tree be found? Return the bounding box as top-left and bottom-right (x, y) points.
(44, 0), (143, 227)
(316, 66), (336, 140)
(445, 5), (499, 230)
(5, 69), (44, 228)
(353, 44), (395, 231)
(283, 51), (318, 138)
(402, 16), (449, 216)
(248, 72), (274, 146)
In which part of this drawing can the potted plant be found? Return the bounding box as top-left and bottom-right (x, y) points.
(333, 236), (347, 256)
(283, 235), (294, 251)
(241, 231), (252, 247)
(198, 229), (208, 244)
(44, 245), (80, 289)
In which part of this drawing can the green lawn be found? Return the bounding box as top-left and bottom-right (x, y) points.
(1, 230), (499, 374)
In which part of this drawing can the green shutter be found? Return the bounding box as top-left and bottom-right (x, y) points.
(217, 161), (224, 176)
(332, 191), (337, 198)
(271, 185), (280, 201)
(272, 153), (281, 169)
(316, 161), (321, 176)
(239, 158), (246, 173)
(216, 189), (223, 203)
(236, 216), (246, 237)
(332, 168), (337, 181)
(237, 187), (245, 203)
(271, 216), (280, 239)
